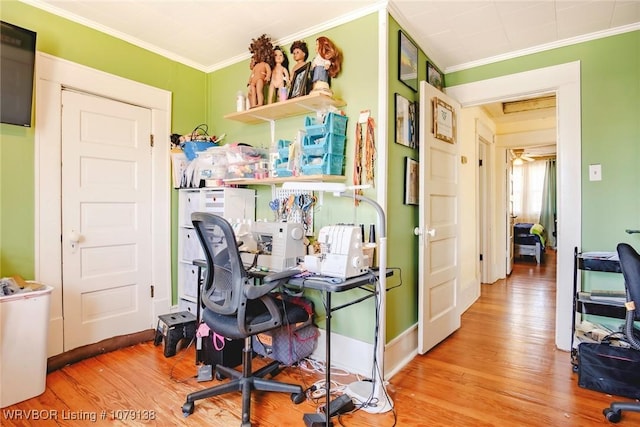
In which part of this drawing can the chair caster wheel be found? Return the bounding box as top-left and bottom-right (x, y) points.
(182, 401), (194, 417)
(215, 371), (225, 381)
(292, 392), (305, 404)
(603, 408), (621, 423)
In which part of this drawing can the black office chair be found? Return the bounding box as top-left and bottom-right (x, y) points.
(182, 212), (307, 426)
(602, 243), (640, 423)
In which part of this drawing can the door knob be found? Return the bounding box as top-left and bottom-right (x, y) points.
(69, 230), (82, 250)
(413, 227), (422, 236)
(427, 228), (436, 237)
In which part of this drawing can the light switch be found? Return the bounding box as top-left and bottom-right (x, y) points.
(589, 164), (602, 181)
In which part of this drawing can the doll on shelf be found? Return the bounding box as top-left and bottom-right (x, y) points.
(247, 34), (274, 108)
(289, 40), (309, 74)
(310, 36), (342, 95)
(268, 46), (290, 104)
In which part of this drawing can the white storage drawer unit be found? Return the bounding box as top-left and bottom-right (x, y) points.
(177, 188), (255, 315)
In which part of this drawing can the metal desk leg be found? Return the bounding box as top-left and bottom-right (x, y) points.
(324, 290), (331, 427)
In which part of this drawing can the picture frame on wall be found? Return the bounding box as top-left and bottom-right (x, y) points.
(433, 97), (456, 144)
(427, 61), (444, 90)
(289, 62), (311, 99)
(398, 30), (418, 92)
(395, 93), (416, 148)
(404, 157), (419, 205)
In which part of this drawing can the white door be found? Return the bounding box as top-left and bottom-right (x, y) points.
(417, 82), (461, 354)
(61, 90), (153, 351)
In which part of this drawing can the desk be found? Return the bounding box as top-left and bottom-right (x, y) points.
(195, 261), (393, 426)
(286, 269), (393, 427)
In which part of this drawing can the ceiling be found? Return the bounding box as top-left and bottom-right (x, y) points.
(24, 0), (640, 73)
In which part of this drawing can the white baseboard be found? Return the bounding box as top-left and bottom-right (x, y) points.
(384, 324), (418, 378)
(309, 325), (418, 379)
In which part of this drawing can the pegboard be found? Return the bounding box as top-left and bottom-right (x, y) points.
(270, 188), (315, 235)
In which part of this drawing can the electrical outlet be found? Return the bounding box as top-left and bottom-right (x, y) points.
(589, 164), (602, 181)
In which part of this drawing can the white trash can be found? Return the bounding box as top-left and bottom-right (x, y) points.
(0, 284), (53, 408)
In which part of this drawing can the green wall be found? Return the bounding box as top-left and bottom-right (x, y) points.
(448, 31), (640, 291)
(0, 2), (206, 292)
(206, 14), (393, 342)
(384, 18), (428, 343)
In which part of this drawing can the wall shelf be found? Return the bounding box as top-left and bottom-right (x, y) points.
(224, 92), (346, 124)
(222, 174), (346, 186)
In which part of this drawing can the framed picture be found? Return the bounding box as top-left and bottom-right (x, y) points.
(427, 61), (444, 90)
(433, 97), (456, 144)
(395, 93), (417, 148)
(289, 62), (311, 99)
(398, 30), (418, 92)
(404, 157), (419, 205)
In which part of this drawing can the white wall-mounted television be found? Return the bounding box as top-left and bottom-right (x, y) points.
(1, 21), (37, 127)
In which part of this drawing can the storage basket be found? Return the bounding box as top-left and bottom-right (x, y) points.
(252, 318), (318, 365)
(301, 153), (344, 175)
(304, 112), (348, 136)
(302, 133), (346, 156)
(278, 139), (292, 159)
(274, 168), (293, 178)
(225, 145), (267, 165)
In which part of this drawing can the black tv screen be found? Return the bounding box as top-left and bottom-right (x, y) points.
(1, 21), (37, 127)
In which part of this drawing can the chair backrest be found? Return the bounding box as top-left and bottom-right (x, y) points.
(616, 243), (640, 320)
(191, 212), (248, 316)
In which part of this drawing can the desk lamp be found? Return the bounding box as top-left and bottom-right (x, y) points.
(282, 181), (392, 414)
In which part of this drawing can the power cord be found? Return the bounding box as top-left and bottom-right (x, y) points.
(167, 334), (198, 384)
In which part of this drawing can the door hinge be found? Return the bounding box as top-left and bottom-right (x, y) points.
(479, 254), (483, 261)
(479, 159), (483, 167)
(150, 285), (154, 298)
(150, 134), (154, 147)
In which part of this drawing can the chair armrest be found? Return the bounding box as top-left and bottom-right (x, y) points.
(243, 268), (302, 300)
(262, 268), (302, 283)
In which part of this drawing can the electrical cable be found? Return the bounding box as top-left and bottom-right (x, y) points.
(167, 334), (198, 383)
(345, 273), (397, 426)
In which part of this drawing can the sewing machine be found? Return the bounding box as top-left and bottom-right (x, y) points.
(307, 225), (368, 279)
(233, 220), (305, 272)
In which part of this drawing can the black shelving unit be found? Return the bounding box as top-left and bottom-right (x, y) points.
(571, 247), (626, 357)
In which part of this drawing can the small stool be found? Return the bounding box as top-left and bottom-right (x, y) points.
(154, 311), (197, 357)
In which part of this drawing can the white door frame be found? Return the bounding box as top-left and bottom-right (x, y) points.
(35, 52), (172, 356)
(476, 122), (493, 283)
(447, 61), (581, 351)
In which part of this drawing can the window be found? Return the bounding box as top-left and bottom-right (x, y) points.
(512, 160), (546, 223)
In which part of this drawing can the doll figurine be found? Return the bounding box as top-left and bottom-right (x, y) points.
(247, 34), (275, 108)
(268, 46), (290, 103)
(310, 36), (342, 94)
(289, 40), (309, 74)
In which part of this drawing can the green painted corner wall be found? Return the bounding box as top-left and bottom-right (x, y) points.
(384, 17), (425, 343)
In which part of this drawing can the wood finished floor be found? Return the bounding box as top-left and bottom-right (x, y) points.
(2, 249), (639, 426)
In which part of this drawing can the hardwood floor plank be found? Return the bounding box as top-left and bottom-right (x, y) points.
(2, 249), (639, 426)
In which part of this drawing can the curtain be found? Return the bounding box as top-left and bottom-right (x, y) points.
(512, 160), (546, 224)
(539, 159), (557, 248)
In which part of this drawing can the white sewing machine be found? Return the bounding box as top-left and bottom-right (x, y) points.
(233, 220), (305, 272)
(309, 225), (368, 279)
